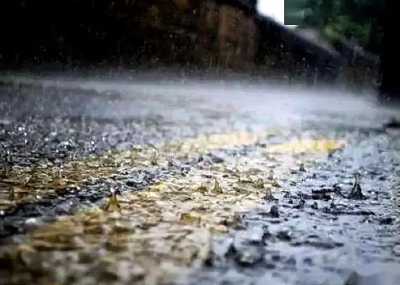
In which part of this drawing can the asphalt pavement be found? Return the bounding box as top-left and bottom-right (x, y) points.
(0, 74), (400, 285)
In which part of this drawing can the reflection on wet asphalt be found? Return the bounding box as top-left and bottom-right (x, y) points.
(1, 76), (400, 285)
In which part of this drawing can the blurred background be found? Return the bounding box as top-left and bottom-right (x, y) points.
(0, 0), (386, 90)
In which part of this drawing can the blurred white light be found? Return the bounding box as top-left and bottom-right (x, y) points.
(257, 0), (297, 28)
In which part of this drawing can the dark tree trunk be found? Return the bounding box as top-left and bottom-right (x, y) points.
(379, 0), (400, 99)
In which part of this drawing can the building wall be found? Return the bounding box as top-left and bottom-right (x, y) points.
(0, 0), (351, 86)
(135, 0), (258, 72)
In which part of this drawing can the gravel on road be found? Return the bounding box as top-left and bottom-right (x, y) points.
(0, 77), (400, 285)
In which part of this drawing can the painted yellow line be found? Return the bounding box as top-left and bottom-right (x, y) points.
(0, 138), (344, 285)
(264, 139), (344, 153)
(0, 131), (269, 210)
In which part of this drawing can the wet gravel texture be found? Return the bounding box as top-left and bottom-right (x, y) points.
(183, 132), (400, 285)
(0, 82), (249, 166)
(0, 82), (260, 240)
(1, 77), (400, 285)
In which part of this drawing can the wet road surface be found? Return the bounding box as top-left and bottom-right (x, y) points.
(1, 75), (400, 285)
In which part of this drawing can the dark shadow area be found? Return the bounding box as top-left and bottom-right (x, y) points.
(0, 0), (376, 87)
(379, 0), (400, 100)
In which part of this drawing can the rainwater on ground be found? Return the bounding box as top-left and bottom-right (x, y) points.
(0, 72), (400, 285)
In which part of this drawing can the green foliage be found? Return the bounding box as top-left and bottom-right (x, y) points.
(284, 0), (311, 25)
(299, 0), (384, 52)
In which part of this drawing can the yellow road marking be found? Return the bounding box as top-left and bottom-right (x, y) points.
(0, 138), (344, 285)
(0, 131), (271, 210)
(264, 139), (344, 153)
